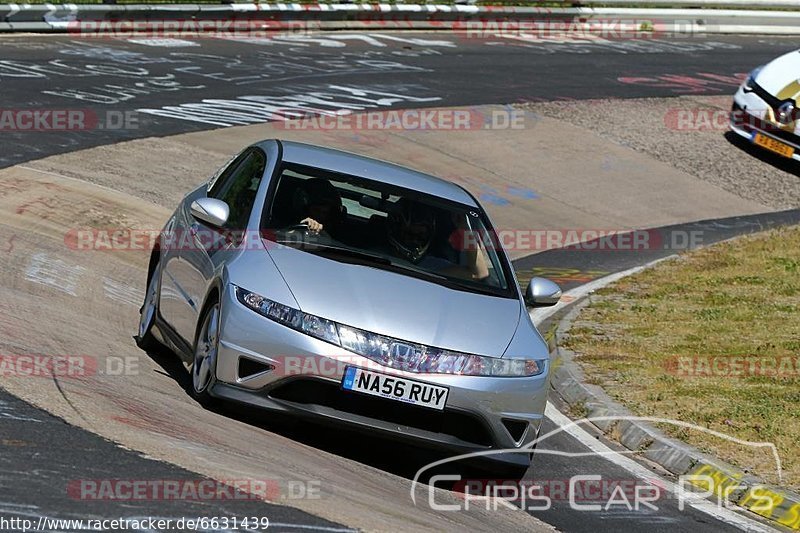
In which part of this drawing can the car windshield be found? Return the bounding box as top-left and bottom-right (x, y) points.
(261, 164), (515, 298)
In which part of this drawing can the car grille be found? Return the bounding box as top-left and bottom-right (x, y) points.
(268, 379), (494, 447)
(732, 102), (800, 148)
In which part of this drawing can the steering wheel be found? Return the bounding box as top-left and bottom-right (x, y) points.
(283, 222), (329, 239)
(285, 222), (311, 233)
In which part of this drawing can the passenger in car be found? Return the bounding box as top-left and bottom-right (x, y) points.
(387, 199), (489, 281)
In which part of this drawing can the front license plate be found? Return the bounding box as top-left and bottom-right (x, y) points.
(342, 367), (449, 411)
(752, 133), (795, 158)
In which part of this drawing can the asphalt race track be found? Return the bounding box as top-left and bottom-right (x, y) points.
(1, 31), (798, 533)
(0, 389), (354, 532)
(0, 33), (797, 167)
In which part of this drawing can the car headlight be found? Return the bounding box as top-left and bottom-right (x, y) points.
(236, 287), (340, 345)
(235, 286), (546, 377)
(742, 66), (763, 92)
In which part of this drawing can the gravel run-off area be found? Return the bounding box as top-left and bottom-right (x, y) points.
(518, 95), (800, 210)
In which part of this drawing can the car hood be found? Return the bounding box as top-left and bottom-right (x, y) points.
(267, 245), (522, 357)
(755, 49), (800, 96)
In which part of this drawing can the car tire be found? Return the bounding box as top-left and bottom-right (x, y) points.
(484, 458), (531, 482)
(136, 259), (162, 352)
(505, 463), (531, 481)
(191, 299), (220, 407)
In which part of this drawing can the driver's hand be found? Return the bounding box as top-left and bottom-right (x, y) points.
(301, 217), (323, 233)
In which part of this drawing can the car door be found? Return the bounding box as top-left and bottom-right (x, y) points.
(172, 147), (268, 345)
(158, 149), (248, 345)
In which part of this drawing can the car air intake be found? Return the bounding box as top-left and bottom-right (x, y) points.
(502, 418), (529, 443)
(237, 357), (273, 380)
(269, 379), (494, 447)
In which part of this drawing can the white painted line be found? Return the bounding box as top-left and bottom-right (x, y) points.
(534, 259), (778, 532)
(327, 34), (387, 47)
(25, 252), (86, 296)
(544, 405), (776, 532)
(103, 277), (142, 308)
(127, 38), (200, 48)
(0, 399), (42, 423)
(370, 33), (456, 47)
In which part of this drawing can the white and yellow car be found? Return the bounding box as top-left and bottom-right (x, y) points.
(731, 49), (800, 161)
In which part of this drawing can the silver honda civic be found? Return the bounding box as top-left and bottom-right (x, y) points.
(137, 139), (560, 473)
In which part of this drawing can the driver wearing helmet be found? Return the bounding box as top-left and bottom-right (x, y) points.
(298, 178), (343, 236)
(387, 198), (489, 281)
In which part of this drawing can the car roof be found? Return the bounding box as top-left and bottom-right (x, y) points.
(259, 139), (479, 207)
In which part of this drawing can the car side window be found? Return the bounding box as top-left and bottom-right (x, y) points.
(207, 150), (248, 198)
(211, 149), (267, 230)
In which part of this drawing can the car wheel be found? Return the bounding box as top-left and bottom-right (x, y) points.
(192, 300), (220, 406)
(484, 457), (531, 481)
(136, 260), (162, 351)
(506, 463), (531, 481)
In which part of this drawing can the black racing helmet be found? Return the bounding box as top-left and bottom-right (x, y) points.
(387, 198), (436, 264)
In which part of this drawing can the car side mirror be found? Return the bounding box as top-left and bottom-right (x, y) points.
(190, 198), (229, 228)
(525, 277), (562, 308)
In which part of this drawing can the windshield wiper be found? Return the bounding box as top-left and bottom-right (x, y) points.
(310, 245), (393, 266)
(383, 260), (448, 281)
(300, 244), (506, 296)
(384, 261), (506, 297)
(310, 245), (449, 281)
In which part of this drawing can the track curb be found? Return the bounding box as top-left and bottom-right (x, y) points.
(546, 255), (800, 530)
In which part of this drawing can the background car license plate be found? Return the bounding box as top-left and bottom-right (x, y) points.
(752, 132), (795, 158)
(342, 367), (449, 411)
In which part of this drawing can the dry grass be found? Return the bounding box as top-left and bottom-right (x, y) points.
(563, 226), (800, 488)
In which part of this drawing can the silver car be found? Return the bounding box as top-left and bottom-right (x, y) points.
(137, 140), (561, 473)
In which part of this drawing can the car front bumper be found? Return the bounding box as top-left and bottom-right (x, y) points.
(731, 86), (800, 162)
(210, 285), (550, 467)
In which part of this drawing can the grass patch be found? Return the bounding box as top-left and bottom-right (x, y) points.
(563, 226), (800, 488)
